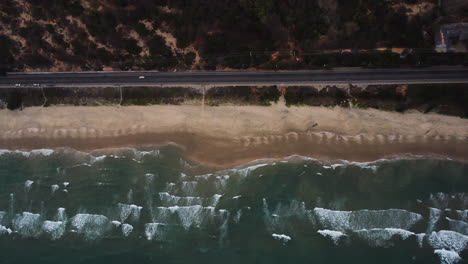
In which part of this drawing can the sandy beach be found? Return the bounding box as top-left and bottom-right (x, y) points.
(1, 99), (467, 167)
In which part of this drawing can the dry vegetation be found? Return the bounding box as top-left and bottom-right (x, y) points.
(0, 0), (466, 72)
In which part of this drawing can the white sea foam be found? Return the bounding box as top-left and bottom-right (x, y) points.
(0, 148), (157, 161)
(70, 214), (111, 240)
(51, 184), (60, 194)
(234, 163), (269, 178)
(145, 223), (165, 241)
(353, 228), (415, 248)
(313, 208), (351, 231)
(145, 173), (156, 184)
(331, 164), (344, 170)
(219, 212), (230, 243)
(427, 230), (468, 253)
(416, 233), (426, 248)
(24, 180), (34, 192)
(42, 221), (66, 240)
(0, 225), (12, 235)
(313, 208), (423, 232)
(180, 159), (194, 170)
(121, 223), (133, 237)
(175, 205), (211, 230)
(302, 155), (431, 171)
(272, 233), (291, 244)
(91, 155), (107, 163)
(214, 176), (230, 191)
(342, 160), (380, 172)
(0, 149), (56, 158)
(210, 194), (222, 206)
(151, 205), (227, 230)
(322, 160), (381, 172)
(159, 192), (204, 206)
(90, 148), (160, 162)
(135, 150), (160, 160)
(71, 163), (92, 168)
(317, 229), (345, 245)
(118, 203), (143, 222)
(281, 155), (317, 163)
(434, 249), (462, 264)
(158, 193), (222, 207)
(30, 149), (54, 156)
(12, 212), (42, 238)
(151, 207), (173, 223)
(194, 174), (211, 180)
(55, 208), (67, 222)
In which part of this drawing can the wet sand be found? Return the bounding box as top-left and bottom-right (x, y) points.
(1, 99), (467, 167)
(1, 132), (466, 168)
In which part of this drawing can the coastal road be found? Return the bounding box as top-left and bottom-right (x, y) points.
(1, 68), (468, 87)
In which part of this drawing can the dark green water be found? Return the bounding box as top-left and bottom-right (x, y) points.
(0, 146), (467, 264)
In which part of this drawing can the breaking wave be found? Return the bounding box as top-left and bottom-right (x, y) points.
(0, 146), (467, 264)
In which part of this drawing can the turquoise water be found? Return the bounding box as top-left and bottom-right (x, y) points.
(0, 146), (467, 264)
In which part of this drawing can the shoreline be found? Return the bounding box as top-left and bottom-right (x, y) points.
(0, 132), (466, 168)
(0, 142), (464, 170)
(0, 102), (467, 167)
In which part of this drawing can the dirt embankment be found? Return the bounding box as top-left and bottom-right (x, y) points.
(1, 84), (467, 118)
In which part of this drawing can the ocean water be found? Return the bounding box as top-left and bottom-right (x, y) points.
(0, 146), (467, 264)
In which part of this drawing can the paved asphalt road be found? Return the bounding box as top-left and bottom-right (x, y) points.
(1, 68), (468, 87)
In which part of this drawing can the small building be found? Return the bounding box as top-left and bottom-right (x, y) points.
(435, 23), (468, 52)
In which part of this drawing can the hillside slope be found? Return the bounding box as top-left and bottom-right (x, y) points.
(0, 0), (467, 72)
